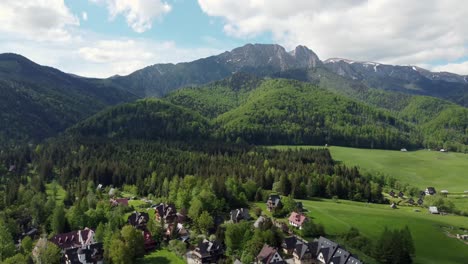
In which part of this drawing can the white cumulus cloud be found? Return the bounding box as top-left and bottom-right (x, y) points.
(198, 0), (468, 68)
(82, 12), (88, 21)
(432, 62), (468, 75)
(92, 0), (172, 33)
(0, 0), (80, 42)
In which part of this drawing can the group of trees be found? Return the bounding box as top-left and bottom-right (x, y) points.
(0, 137), (388, 263)
(341, 226), (415, 264)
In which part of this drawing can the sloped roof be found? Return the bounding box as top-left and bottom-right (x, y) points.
(254, 216), (266, 228)
(127, 211), (149, 227)
(230, 208), (250, 222)
(330, 247), (351, 264)
(50, 228), (94, 250)
(346, 255), (363, 264)
(282, 236), (298, 250)
(267, 195), (281, 206)
(316, 236), (338, 263)
(294, 242), (312, 259)
(288, 212), (308, 226)
(257, 244), (285, 264)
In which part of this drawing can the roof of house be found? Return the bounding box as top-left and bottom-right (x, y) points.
(288, 212), (308, 226)
(429, 206), (439, 214)
(230, 208), (250, 222)
(346, 256), (363, 264)
(155, 203), (177, 220)
(194, 239), (223, 258)
(64, 243), (103, 264)
(254, 216), (266, 228)
(330, 247), (351, 264)
(426, 187), (436, 193)
(282, 236), (298, 250)
(294, 242), (312, 260)
(110, 198), (128, 206)
(316, 237), (338, 263)
(257, 244), (284, 264)
(267, 195), (282, 206)
(127, 211), (149, 227)
(50, 228), (95, 249)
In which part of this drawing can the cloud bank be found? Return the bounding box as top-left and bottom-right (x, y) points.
(199, 0), (468, 74)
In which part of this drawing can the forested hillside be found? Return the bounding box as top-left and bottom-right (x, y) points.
(69, 99), (210, 141)
(213, 79), (417, 149)
(0, 54), (137, 147)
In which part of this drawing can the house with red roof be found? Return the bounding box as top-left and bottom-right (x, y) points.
(288, 212), (308, 230)
(256, 244), (285, 264)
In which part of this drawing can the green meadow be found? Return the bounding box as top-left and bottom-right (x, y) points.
(256, 199), (468, 264)
(267, 146), (468, 263)
(137, 249), (184, 264)
(271, 146), (468, 192)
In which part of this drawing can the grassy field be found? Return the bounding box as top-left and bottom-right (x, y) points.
(137, 249), (184, 264)
(257, 199), (468, 264)
(271, 146), (468, 192)
(45, 181), (67, 202)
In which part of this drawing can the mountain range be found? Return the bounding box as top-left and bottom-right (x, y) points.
(0, 44), (466, 150)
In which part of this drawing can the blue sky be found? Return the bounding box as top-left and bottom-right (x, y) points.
(0, 0), (467, 77)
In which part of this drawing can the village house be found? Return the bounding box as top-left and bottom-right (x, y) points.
(282, 236), (299, 254)
(50, 228), (104, 264)
(50, 228), (96, 249)
(127, 211), (149, 229)
(256, 244), (286, 264)
(389, 190), (395, 197)
(165, 222), (190, 242)
(230, 208), (250, 223)
(316, 237), (339, 264)
(254, 216), (267, 229)
(288, 212), (308, 230)
(293, 241), (316, 264)
(407, 198), (415, 205)
(315, 237), (362, 264)
(329, 247), (351, 264)
(417, 197), (424, 205)
(266, 194), (283, 212)
(110, 198), (128, 207)
(63, 243), (104, 264)
(425, 187), (436, 196)
(192, 239), (224, 264)
(154, 203), (178, 223)
(398, 191), (404, 198)
(142, 230), (157, 251)
(429, 206), (439, 214)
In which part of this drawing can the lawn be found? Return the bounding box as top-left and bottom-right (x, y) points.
(137, 249), (184, 264)
(304, 199), (468, 264)
(45, 181), (67, 202)
(257, 199), (468, 264)
(271, 146), (468, 192)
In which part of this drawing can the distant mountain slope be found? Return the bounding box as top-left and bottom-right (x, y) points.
(165, 72), (262, 118)
(165, 76), (417, 149)
(167, 74), (467, 151)
(109, 44), (320, 97)
(69, 99), (210, 141)
(109, 43), (468, 109)
(324, 58), (468, 107)
(212, 79), (416, 148)
(0, 53), (137, 147)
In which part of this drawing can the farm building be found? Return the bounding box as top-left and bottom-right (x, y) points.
(429, 206), (439, 214)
